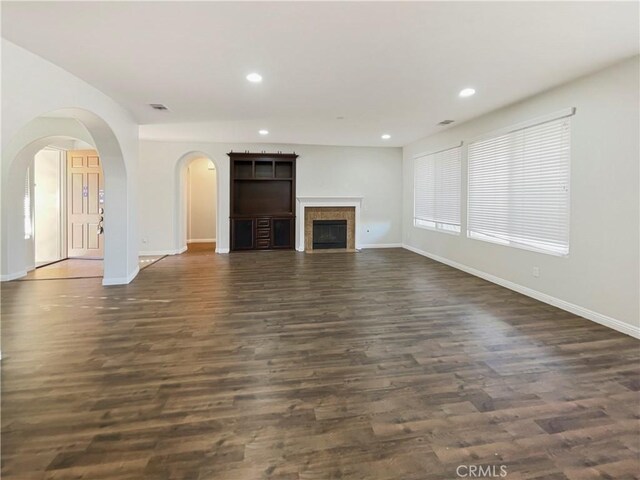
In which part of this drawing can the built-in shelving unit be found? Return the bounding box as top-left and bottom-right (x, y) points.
(229, 152), (297, 250)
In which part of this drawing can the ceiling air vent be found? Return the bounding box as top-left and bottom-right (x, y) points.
(149, 103), (169, 111)
(438, 119), (454, 125)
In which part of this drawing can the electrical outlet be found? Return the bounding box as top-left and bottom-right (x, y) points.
(532, 266), (540, 278)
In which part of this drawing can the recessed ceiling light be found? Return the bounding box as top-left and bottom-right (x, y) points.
(259, 129), (269, 135)
(459, 88), (476, 98)
(381, 134), (391, 140)
(246, 73), (263, 83)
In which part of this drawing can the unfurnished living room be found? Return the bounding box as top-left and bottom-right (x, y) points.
(1, 1), (639, 479)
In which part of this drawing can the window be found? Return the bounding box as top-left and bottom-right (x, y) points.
(413, 144), (461, 234)
(24, 167), (32, 240)
(467, 109), (573, 256)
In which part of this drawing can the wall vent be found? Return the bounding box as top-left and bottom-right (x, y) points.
(438, 119), (455, 125)
(149, 103), (169, 111)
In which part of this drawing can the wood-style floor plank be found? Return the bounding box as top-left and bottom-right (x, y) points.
(1, 248), (638, 479)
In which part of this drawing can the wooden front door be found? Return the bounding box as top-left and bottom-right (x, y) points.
(67, 150), (104, 258)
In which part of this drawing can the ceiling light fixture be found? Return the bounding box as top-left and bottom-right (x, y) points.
(459, 88), (476, 98)
(149, 103), (169, 111)
(246, 73), (263, 83)
(381, 134), (391, 140)
(259, 129), (269, 135)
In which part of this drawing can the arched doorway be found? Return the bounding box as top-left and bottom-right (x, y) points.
(185, 157), (217, 252)
(174, 152), (221, 254)
(1, 109), (135, 285)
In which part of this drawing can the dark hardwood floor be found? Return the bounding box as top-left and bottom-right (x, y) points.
(1, 248), (638, 480)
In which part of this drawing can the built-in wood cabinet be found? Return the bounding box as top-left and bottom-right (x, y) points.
(229, 152), (297, 251)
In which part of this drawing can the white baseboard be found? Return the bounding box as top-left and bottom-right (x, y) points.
(140, 247), (185, 256)
(402, 244), (640, 340)
(188, 238), (216, 243)
(294, 243), (402, 252)
(143, 246), (227, 254)
(102, 265), (139, 286)
(360, 243), (403, 249)
(0, 270), (27, 281)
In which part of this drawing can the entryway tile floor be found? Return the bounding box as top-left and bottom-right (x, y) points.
(19, 255), (165, 281)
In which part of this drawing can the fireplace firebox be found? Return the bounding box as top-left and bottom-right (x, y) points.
(312, 220), (347, 249)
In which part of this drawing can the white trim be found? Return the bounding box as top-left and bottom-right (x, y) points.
(216, 247), (230, 254)
(469, 107), (576, 144)
(296, 196), (364, 251)
(296, 196), (364, 201)
(414, 141), (463, 160)
(187, 238), (216, 243)
(102, 265), (139, 286)
(467, 230), (568, 257)
(139, 247), (186, 256)
(0, 270), (28, 281)
(360, 243), (402, 249)
(414, 219), (461, 236)
(402, 244), (640, 340)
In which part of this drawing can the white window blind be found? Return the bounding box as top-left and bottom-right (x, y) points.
(24, 167), (32, 240)
(414, 145), (461, 233)
(467, 111), (572, 255)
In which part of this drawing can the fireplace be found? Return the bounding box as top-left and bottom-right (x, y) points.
(313, 220), (347, 249)
(298, 201), (360, 252)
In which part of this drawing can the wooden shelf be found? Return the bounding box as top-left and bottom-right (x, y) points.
(233, 178), (293, 181)
(229, 152), (298, 251)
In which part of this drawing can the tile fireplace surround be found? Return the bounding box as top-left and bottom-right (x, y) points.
(305, 207), (355, 251)
(295, 197), (363, 252)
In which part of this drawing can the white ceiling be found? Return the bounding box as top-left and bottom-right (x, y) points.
(2, 1), (638, 147)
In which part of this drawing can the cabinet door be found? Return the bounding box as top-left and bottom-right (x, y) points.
(272, 218), (293, 249)
(232, 219), (255, 250)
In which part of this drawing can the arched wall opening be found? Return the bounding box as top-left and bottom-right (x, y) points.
(174, 152), (222, 254)
(1, 109), (135, 285)
(185, 157), (217, 250)
(31, 139), (96, 268)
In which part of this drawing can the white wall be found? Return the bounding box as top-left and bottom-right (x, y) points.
(138, 141), (402, 254)
(1, 39), (139, 284)
(402, 56), (640, 337)
(187, 157), (217, 242)
(34, 148), (63, 264)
